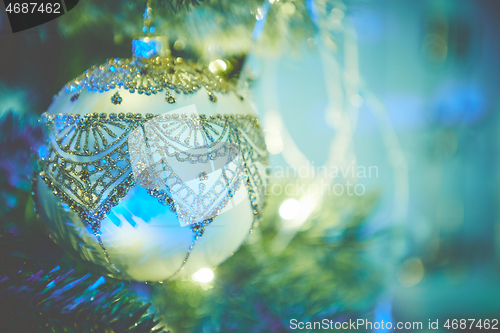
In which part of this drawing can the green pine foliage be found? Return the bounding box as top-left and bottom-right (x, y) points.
(153, 181), (384, 332)
(57, 0), (326, 59)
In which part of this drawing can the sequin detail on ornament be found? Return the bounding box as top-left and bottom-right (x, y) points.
(59, 56), (233, 103)
(39, 112), (268, 235)
(165, 91), (176, 104)
(128, 114), (246, 227)
(111, 91), (122, 105)
(207, 90), (217, 103)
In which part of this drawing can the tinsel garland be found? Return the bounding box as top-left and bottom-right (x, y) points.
(0, 228), (168, 332)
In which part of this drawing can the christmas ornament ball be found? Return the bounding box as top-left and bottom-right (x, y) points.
(34, 39), (268, 282)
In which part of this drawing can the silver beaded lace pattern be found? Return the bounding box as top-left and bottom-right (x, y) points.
(35, 48), (270, 280)
(34, 41), (269, 280)
(38, 111), (268, 279)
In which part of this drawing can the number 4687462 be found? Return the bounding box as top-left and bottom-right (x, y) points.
(444, 319), (499, 330)
(6, 2), (61, 14)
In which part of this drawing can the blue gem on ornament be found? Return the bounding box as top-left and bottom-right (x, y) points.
(111, 91), (122, 105)
(132, 37), (165, 58)
(38, 144), (49, 159)
(61, 202), (70, 212)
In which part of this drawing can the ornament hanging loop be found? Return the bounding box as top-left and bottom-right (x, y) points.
(133, 0), (170, 58)
(142, 0), (155, 35)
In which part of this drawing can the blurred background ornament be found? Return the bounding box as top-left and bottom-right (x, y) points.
(33, 37), (269, 282)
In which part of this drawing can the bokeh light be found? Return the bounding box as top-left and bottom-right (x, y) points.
(192, 268), (214, 283)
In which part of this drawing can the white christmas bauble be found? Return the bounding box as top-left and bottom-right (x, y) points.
(34, 41), (268, 281)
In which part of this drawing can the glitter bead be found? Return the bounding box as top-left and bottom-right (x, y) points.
(111, 91), (122, 105)
(70, 93), (80, 102)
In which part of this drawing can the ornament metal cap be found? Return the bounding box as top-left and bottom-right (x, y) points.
(132, 36), (169, 58)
